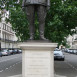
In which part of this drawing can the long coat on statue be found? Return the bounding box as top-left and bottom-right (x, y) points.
(22, 0), (50, 40)
(22, 0), (50, 7)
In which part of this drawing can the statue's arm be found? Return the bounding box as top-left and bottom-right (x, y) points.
(22, 0), (25, 7)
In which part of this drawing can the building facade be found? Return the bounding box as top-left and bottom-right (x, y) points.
(0, 22), (18, 50)
(67, 34), (77, 49)
(0, 10), (18, 50)
(72, 34), (77, 49)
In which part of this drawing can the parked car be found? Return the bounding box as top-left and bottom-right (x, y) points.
(64, 48), (68, 53)
(13, 49), (19, 54)
(68, 49), (76, 54)
(54, 50), (65, 61)
(68, 49), (73, 53)
(18, 49), (22, 53)
(1, 49), (10, 56)
(0, 52), (2, 57)
(75, 50), (77, 55)
(73, 49), (77, 54)
(8, 49), (13, 54)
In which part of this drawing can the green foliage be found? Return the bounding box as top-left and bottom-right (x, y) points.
(45, 0), (77, 46)
(0, 0), (77, 46)
(9, 8), (29, 41)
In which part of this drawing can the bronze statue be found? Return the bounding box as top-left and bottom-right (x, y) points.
(22, 0), (50, 40)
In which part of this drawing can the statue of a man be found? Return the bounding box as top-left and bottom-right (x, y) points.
(22, 0), (50, 40)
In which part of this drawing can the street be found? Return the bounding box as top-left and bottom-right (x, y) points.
(55, 52), (77, 77)
(0, 54), (22, 77)
(0, 52), (77, 77)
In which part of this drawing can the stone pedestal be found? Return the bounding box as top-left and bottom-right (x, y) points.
(19, 42), (57, 77)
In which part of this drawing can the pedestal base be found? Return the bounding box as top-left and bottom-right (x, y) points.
(19, 42), (57, 77)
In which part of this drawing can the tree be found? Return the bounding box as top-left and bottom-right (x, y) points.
(45, 0), (77, 45)
(0, 0), (77, 46)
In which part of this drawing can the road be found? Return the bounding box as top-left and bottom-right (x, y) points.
(0, 54), (22, 77)
(0, 52), (77, 77)
(55, 52), (77, 77)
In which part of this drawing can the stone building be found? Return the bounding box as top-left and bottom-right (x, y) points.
(0, 22), (18, 50)
(72, 34), (77, 49)
(67, 34), (77, 49)
(0, 10), (18, 50)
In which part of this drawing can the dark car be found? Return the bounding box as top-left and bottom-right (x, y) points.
(18, 49), (22, 53)
(13, 49), (19, 54)
(0, 52), (2, 57)
(54, 50), (65, 61)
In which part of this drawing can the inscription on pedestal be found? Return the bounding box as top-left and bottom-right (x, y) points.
(24, 51), (51, 77)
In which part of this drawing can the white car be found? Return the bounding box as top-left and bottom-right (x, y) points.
(1, 50), (10, 56)
(72, 49), (77, 54)
(54, 50), (65, 61)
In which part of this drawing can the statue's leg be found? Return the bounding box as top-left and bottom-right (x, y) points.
(26, 5), (35, 40)
(37, 5), (48, 40)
